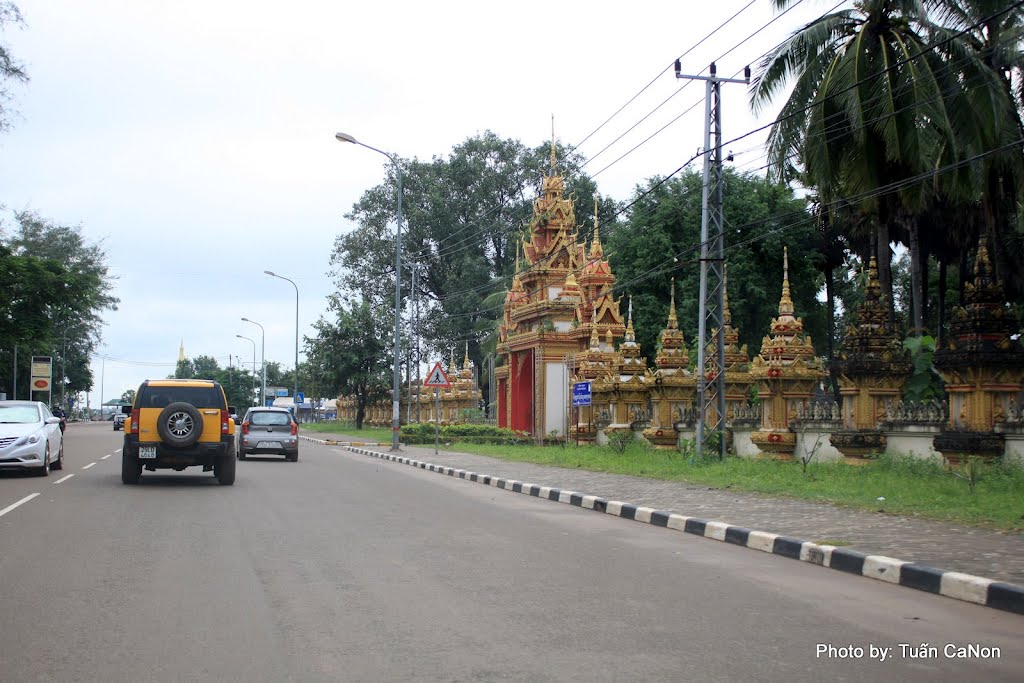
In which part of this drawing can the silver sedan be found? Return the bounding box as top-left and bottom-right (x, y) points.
(0, 400), (65, 476)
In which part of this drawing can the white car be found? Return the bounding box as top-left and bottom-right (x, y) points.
(0, 400), (65, 476)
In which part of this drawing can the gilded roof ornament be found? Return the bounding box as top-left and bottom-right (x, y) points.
(623, 296), (637, 344)
(667, 277), (678, 330)
(779, 246), (794, 318)
(589, 198), (604, 260)
(550, 114), (557, 175)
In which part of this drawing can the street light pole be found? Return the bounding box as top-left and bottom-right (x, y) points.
(241, 318), (266, 407)
(335, 131), (403, 451)
(263, 271), (299, 411)
(236, 334), (257, 406)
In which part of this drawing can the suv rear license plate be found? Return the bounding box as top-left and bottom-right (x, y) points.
(256, 441), (281, 449)
(139, 446), (157, 459)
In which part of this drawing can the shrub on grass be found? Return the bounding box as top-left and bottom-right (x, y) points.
(400, 423), (527, 445)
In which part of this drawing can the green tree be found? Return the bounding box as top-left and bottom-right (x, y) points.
(307, 298), (388, 429)
(331, 131), (607, 376)
(0, 2), (27, 133)
(607, 168), (824, 362)
(4, 211), (119, 397)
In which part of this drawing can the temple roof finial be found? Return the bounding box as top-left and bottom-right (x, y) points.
(779, 246), (794, 317)
(723, 265), (732, 325)
(463, 342), (470, 370)
(589, 309), (601, 350)
(589, 198), (604, 259)
(550, 114), (556, 175)
(667, 278), (678, 330)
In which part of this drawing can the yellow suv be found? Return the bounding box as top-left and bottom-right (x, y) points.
(121, 378), (237, 485)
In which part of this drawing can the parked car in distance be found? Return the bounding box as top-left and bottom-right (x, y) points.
(113, 412), (127, 430)
(238, 407), (299, 461)
(0, 400), (65, 475)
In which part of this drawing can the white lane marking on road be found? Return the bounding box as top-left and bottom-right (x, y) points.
(115, 448), (122, 453)
(0, 493), (41, 518)
(82, 462), (96, 470)
(101, 454), (112, 460)
(54, 474), (75, 484)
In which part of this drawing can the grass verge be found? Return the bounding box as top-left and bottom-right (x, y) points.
(441, 442), (1024, 531)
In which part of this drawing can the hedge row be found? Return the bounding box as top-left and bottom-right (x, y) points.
(399, 423), (528, 445)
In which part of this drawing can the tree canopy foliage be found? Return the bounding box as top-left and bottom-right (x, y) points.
(329, 131), (610, 376)
(607, 168), (824, 362)
(0, 2), (27, 133)
(0, 211), (119, 402)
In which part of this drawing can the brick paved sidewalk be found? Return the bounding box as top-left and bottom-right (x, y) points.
(311, 432), (1024, 586)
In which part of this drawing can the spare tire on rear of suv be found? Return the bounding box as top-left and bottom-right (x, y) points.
(157, 402), (204, 447)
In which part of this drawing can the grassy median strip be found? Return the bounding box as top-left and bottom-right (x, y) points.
(300, 422), (1024, 531)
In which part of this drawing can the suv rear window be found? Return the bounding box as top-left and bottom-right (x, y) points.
(249, 411), (292, 426)
(138, 386), (224, 410)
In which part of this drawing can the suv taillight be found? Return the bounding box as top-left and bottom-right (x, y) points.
(290, 421), (298, 436)
(130, 409), (140, 434)
(241, 422), (249, 435)
(220, 410), (229, 435)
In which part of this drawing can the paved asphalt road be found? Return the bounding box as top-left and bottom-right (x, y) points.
(0, 422), (1021, 682)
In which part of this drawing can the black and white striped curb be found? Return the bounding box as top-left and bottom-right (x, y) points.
(304, 436), (1024, 615)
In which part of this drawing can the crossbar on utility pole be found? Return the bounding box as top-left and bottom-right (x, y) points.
(675, 61), (749, 460)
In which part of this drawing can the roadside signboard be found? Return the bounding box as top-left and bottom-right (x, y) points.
(295, 392), (305, 405)
(423, 362), (451, 388)
(572, 381), (592, 407)
(31, 356), (52, 394)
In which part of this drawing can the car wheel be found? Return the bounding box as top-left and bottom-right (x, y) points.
(156, 402), (204, 447)
(216, 453), (236, 486)
(287, 451), (298, 462)
(121, 451), (141, 485)
(51, 440), (64, 471)
(238, 448), (246, 460)
(36, 444), (51, 477)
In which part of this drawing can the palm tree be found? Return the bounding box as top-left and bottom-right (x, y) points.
(751, 0), (958, 333)
(927, 0), (1024, 299)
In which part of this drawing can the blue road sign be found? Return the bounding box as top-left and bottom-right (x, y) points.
(572, 381), (592, 407)
(295, 392), (305, 405)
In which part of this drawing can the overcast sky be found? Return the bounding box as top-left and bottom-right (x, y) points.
(0, 0), (825, 409)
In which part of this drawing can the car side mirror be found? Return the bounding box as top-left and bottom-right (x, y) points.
(228, 405), (237, 415)
(121, 405), (132, 414)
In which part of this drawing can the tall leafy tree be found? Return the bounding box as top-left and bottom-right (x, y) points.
(306, 298), (389, 428)
(607, 168), (825, 363)
(0, 2), (27, 133)
(331, 131), (606, 376)
(6, 211), (119, 397)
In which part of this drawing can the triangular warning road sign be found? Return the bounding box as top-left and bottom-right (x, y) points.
(423, 361), (451, 388)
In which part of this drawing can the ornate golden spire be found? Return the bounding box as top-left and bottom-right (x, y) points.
(778, 246), (794, 318)
(463, 343), (470, 370)
(722, 266), (732, 325)
(667, 278), (678, 330)
(624, 296), (636, 343)
(589, 198), (604, 260)
(550, 114), (557, 174)
(589, 310), (601, 351)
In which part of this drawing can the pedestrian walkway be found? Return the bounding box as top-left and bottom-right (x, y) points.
(306, 431), (1024, 588)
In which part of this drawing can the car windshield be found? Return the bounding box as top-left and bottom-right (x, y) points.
(0, 405), (41, 424)
(250, 411), (291, 426)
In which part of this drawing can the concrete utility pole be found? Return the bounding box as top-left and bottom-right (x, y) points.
(675, 61), (749, 460)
